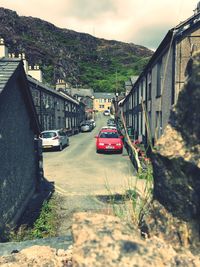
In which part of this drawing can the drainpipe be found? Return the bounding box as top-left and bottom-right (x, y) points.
(171, 40), (176, 106)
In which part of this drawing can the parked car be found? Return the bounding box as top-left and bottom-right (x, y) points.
(81, 124), (91, 132)
(80, 121), (93, 132)
(89, 119), (96, 128)
(107, 120), (116, 127)
(95, 129), (123, 153)
(101, 126), (117, 131)
(103, 110), (110, 116)
(40, 130), (69, 151)
(107, 118), (115, 126)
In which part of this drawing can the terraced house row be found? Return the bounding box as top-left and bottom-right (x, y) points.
(0, 38), (86, 134)
(120, 4), (200, 145)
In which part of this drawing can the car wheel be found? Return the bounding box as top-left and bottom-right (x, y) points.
(96, 149), (100, 153)
(58, 143), (63, 151)
(119, 149), (123, 154)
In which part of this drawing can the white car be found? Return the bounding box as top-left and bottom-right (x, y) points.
(103, 110), (110, 116)
(40, 130), (69, 151)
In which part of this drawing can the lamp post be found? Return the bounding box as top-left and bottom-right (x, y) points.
(115, 92), (119, 123)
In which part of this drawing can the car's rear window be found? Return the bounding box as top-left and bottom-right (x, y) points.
(99, 132), (119, 138)
(41, 132), (57, 138)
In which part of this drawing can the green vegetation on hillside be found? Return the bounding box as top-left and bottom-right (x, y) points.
(78, 56), (149, 92)
(0, 7), (153, 92)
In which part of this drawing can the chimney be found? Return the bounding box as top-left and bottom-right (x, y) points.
(28, 64), (43, 82)
(0, 38), (8, 58)
(194, 1), (200, 14)
(20, 53), (29, 74)
(56, 79), (66, 91)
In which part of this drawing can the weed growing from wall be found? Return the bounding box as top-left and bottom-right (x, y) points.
(105, 161), (153, 226)
(7, 196), (58, 242)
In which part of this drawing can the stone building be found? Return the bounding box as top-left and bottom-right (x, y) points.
(28, 76), (85, 134)
(57, 84), (94, 120)
(0, 58), (40, 233)
(120, 4), (200, 144)
(0, 38), (86, 134)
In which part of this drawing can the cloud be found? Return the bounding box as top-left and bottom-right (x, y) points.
(131, 25), (173, 50)
(0, 0), (198, 49)
(67, 0), (116, 19)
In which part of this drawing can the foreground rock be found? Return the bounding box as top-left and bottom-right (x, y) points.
(72, 213), (199, 267)
(1, 213), (200, 266)
(147, 51), (200, 250)
(0, 245), (73, 267)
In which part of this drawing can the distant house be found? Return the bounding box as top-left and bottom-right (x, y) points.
(0, 58), (41, 233)
(60, 86), (94, 119)
(93, 92), (115, 112)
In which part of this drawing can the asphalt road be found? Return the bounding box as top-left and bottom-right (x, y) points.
(43, 113), (141, 197)
(43, 115), (144, 195)
(43, 114), (146, 234)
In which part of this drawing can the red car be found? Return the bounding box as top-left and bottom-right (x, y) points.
(95, 129), (123, 153)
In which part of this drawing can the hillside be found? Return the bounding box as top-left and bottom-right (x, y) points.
(0, 8), (153, 92)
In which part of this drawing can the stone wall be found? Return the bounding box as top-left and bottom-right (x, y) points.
(1, 213), (200, 266)
(0, 77), (38, 235)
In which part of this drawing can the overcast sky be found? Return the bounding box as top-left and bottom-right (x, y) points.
(0, 0), (198, 50)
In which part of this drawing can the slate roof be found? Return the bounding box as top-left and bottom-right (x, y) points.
(93, 92), (115, 99)
(0, 58), (40, 134)
(0, 58), (21, 93)
(27, 75), (80, 105)
(66, 88), (94, 97)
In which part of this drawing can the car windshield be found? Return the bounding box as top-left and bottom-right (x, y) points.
(99, 132), (119, 138)
(41, 132), (57, 138)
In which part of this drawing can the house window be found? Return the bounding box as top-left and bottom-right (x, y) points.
(148, 83), (152, 100)
(148, 72), (152, 100)
(135, 114), (137, 132)
(135, 90), (138, 107)
(138, 112), (141, 135)
(35, 90), (40, 106)
(156, 58), (162, 97)
(140, 112), (143, 135)
(99, 105), (104, 108)
(148, 111), (151, 132)
(141, 82), (143, 101)
(58, 116), (61, 128)
(57, 100), (60, 111)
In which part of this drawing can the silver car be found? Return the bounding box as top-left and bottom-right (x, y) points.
(80, 124), (91, 132)
(40, 130), (69, 151)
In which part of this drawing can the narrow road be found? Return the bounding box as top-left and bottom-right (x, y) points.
(43, 114), (144, 233)
(43, 113), (140, 196)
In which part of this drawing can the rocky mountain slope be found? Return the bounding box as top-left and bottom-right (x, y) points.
(0, 7), (153, 91)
